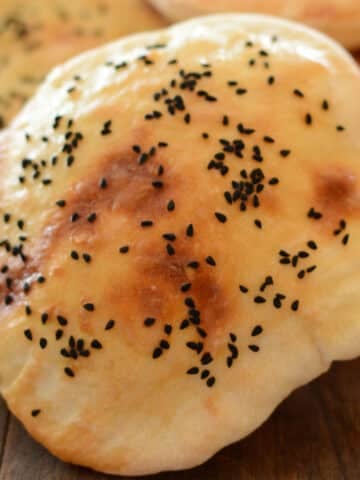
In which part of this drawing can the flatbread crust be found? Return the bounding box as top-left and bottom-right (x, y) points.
(0, 14), (359, 475)
(149, 0), (360, 50)
(0, 0), (166, 129)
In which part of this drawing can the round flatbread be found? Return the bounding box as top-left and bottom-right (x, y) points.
(0, 13), (359, 476)
(149, 0), (360, 50)
(0, 0), (166, 129)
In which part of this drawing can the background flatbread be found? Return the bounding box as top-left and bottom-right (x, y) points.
(149, 0), (360, 50)
(0, 0), (166, 129)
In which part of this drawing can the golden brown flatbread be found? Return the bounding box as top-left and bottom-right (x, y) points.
(0, 13), (359, 475)
(0, 0), (166, 128)
(149, 0), (360, 50)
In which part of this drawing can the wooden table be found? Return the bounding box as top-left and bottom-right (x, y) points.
(0, 357), (359, 479)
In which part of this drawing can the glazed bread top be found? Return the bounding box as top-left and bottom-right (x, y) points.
(0, 0), (166, 128)
(0, 14), (360, 476)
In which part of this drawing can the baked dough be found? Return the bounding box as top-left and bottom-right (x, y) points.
(0, 0), (166, 129)
(0, 14), (359, 475)
(149, 0), (360, 50)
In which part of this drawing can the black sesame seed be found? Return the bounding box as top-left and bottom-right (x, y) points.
(280, 149), (291, 157)
(152, 347), (162, 359)
(186, 224), (194, 237)
(60, 348), (70, 358)
(251, 325), (263, 336)
(187, 367), (199, 375)
(307, 240), (317, 250)
(201, 352), (213, 365)
(291, 300), (299, 311)
(17, 220), (24, 230)
(180, 283), (192, 292)
(205, 256), (216, 266)
(70, 250), (79, 260)
(342, 234), (350, 245)
(254, 296), (266, 304)
(166, 243), (175, 256)
(83, 303), (95, 312)
(39, 338), (47, 349)
(164, 324), (172, 335)
(87, 213), (97, 223)
(201, 369), (210, 379)
(5, 295), (13, 305)
(167, 200), (175, 211)
(230, 333), (237, 342)
(228, 343), (238, 358)
(24, 329), (32, 341)
(248, 345), (260, 352)
(160, 339), (170, 350)
(222, 115), (229, 126)
(185, 297), (195, 308)
(105, 319), (115, 330)
(293, 89), (304, 98)
(254, 219), (262, 229)
(99, 178), (108, 189)
(56, 200), (66, 207)
(83, 253), (92, 263)
(64, 367), (75, 377)
(186, 341), (199, 351)
(239, 285), (248, 293)
(119, 246), (129, 254)
(141, 220), (153, 227)
(215, 212), (227, 223)
(31, 409), (41, 417)
(180, 319), (190, 330)
(269, 177), (279, 185)
(236, 88), (248, 95)
(91, 339), (102, 349)
(305, 113), (313, 125)
(57, 315), (68, 326)
(187, 261), (199, 269)
(144, 317), (156, 327)
(206, 377), (216, 387)
(55, 329), (63, 340)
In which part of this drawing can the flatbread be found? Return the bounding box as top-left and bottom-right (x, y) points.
(149, 0), (360, 50)
(0, 13), (359, 475)
(0, 0), (166, 129)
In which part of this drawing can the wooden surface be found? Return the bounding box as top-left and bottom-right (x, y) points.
(0, 357), (359, 479)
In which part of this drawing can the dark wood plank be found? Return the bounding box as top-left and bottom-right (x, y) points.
(0, 398), (9, 471)
(1, 358), (360, 479)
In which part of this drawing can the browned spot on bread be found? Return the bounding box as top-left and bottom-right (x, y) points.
(0, 234), (54, 312)
(0, 138), (175, 311)
(51, 145), (173, 244)
(313, 167), (360, 220)
(112, 235), (234, 354)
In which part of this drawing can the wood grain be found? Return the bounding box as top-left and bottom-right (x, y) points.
(0, 358), (359, 479)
